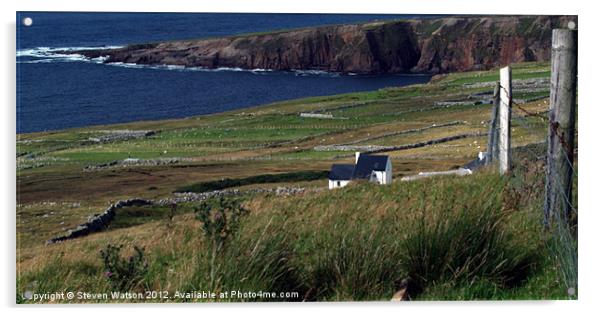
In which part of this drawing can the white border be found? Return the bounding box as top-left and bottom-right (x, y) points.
(2, 0), (600, 315)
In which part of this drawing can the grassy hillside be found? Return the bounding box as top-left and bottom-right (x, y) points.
(17, 166), (571, 301)
(17, 62), (574, 302)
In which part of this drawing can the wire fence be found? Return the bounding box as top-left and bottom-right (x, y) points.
(485, 70), (578, 297)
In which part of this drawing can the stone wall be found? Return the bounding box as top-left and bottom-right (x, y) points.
(46, 187), (319, 245)
(46, 198), (153, 244)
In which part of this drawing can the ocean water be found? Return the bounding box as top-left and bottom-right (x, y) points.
(16, 12), (432, 133)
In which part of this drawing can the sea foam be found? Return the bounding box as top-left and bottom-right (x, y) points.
(16, 46), (123, 64)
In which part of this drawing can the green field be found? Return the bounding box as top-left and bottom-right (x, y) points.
(16, 62), (577, 302)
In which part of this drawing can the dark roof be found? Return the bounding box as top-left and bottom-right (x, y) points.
(328, 164), (355, 180)
(352, 154), (389, 179)
(463, 157), (486, 172)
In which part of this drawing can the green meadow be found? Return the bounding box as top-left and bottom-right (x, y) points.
(17, 62), (577, 301)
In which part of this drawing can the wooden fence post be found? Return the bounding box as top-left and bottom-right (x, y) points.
(544, 29), (578, 225)
(498, 66), (512, 174)
(486, 82), (501, 164)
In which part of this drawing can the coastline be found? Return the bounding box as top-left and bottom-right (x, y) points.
(17, 57), (431, 134)
(67, 15), (574, 74)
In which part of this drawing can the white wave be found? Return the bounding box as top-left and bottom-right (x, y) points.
(163, 65), (186, 70)
(215, 67), (244, 72)
(293, 69), (340, 77)
(55, 45), (123, 51)
(17, 58), (55, 64)
(105, 62), (278, 74)
(90, 56), (110, 63)
(17, 46), (346, 77)
(16, 47), (52, 57)
(122, 63), (142, 68)
(107, 62), (185, 71)
(251, 68), (273, 72)
(16, 45), (123, 62)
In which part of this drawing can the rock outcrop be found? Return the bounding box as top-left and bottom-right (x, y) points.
(75, 15), (575, 74)
(410, 16), (574, 73)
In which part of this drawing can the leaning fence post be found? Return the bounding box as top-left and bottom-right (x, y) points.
(486, 82), (501, 164)
(544, 29), (578, 225)
(498, 66), (512, 174)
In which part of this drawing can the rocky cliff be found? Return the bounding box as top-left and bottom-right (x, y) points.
(78, 15), (576, 74)
(410, 16), (575, 73)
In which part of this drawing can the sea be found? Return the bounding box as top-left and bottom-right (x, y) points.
(16, 12), (433, 133)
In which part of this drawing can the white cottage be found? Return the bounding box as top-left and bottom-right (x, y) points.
(328, 152), (393, 189)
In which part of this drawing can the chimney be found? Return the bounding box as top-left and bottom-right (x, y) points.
(355, 152), (361, 164)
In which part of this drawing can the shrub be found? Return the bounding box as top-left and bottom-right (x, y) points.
(195, 197), (248, 252)
(194, 197), (248, 291)
(187, 198), (304, 301)
(100, 244), (148, 291)
(164, 203), (177, 228)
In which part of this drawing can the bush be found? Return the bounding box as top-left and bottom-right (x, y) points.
(189, 197), (303, 301)
(194, 197), (248, 291)
(195, 197), (248, 252)
(100, 244), (148, 291)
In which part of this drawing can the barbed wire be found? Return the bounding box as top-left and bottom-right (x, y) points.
(513, 102), (549, 119)
(509, 103), (578, 214)
(485, 80), (578, 226)
(511, 101), (578, 178)
(496, 85), (578, 292)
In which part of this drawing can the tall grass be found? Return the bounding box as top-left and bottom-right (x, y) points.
(18, 170), (565, 302)
(241, 172), (544, 300)
(188, 228), (303, 301)
(508, 150), (578, 299)
(402, 195), (534, 294)
(547, 222), (577, 297)
(298, 221), (405, 300)
(18, 255), (109, 302)
(185, 198), (303, 301)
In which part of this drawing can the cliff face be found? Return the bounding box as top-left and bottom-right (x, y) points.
(410, 16), (574, 73)
(84, 21), (421, 73)
(79, 15), (576, 74)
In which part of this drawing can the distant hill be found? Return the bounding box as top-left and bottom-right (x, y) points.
(76, 15), (575, 74)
